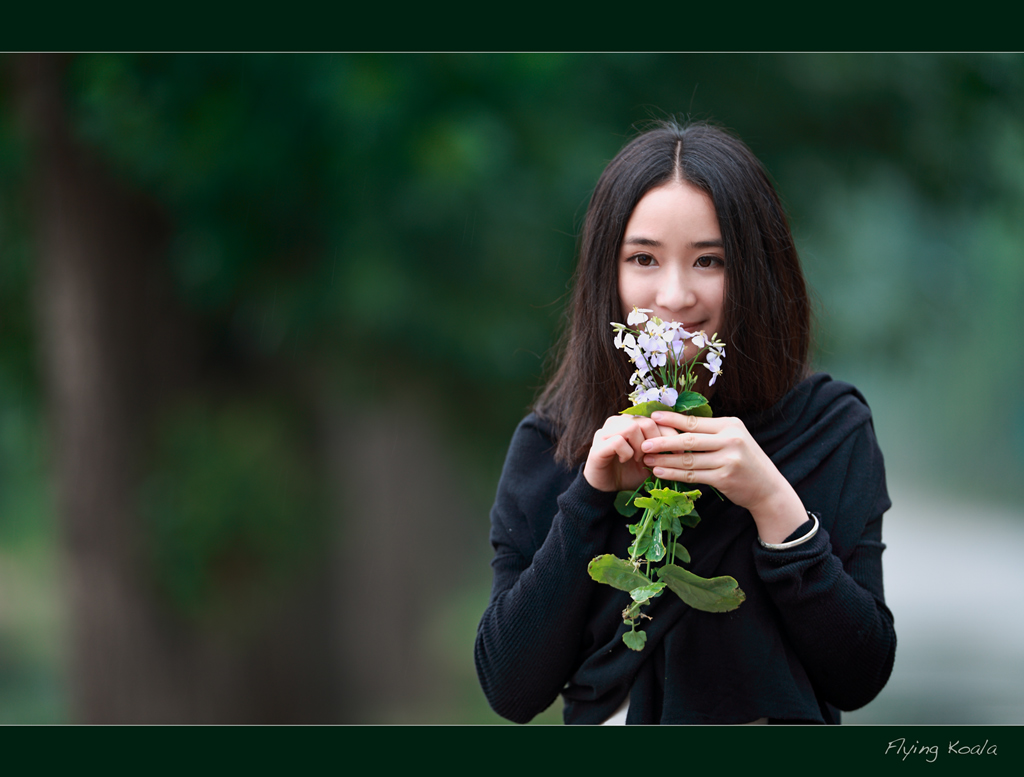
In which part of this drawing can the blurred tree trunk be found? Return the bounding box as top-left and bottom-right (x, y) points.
(325, 398), (475, 722)
(12, 53), (340, 723)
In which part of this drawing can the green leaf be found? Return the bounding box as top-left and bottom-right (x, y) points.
(671, 542), (691, 564)
(629, 581), (666, 603)
(673, 391), (710, 414)
(588, 555), (653, 593)
(614, 489), (640, 517)
(620, 401), (673, 417)
(646, 515), (665, 562)
(636, 487), (701, 522)
(633, 496), (656, 511)
(657, 564), (746, 612)
(684, 403), (713, 418)
(680, 508), (701, 528)
(622, 629), (647, 651)
(628, 533), (652, 558)
(620, 394), (713, 418)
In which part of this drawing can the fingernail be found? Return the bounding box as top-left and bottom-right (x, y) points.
(641, 441), (653, 451)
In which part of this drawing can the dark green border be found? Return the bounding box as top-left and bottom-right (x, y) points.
(3, 2), (1018, 52)
(3, 723), (1023, 771)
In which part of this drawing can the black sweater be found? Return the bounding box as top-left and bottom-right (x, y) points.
(475, 373), (896, 724)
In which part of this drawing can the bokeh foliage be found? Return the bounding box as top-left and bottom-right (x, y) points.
(29, 54), (1024, 476)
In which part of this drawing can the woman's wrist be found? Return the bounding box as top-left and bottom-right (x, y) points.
(747, 476), (808, 545)
(757, 513), (819, 550)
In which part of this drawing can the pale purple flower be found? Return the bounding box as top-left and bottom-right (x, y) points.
(669, 327), (692, 360)
(640, 331), (669, 366)
(625, 345), (650, 377)
(639, 386), (662, 403)
(637, 331), (668, 354)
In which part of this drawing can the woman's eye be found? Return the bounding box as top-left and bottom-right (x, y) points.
(632, 254), (656, 267)
(695, 255), (724, 268)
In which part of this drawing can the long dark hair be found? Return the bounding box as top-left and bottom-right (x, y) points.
(535, 120), (811, 466)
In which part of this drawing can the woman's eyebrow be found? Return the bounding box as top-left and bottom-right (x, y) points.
(622, 236), (723, 248)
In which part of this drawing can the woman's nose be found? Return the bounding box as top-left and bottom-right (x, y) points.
(656, 267), (696, 312)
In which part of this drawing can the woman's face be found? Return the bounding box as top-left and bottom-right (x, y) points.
(617, 181), (726, 360)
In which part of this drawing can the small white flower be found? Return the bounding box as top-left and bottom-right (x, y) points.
(703, 350), (724, 385)
(659, 387), (679, 407)
(614, 330), (636, 351)
(626, 307), (653, 326)
(630, 371), (655, 389)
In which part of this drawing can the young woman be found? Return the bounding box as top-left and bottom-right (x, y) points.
(474, 121), (895, 725)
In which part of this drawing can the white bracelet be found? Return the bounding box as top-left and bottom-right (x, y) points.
(757, 512), (820, 550)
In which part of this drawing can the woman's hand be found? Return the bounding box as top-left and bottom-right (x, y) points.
(641, 411), (808, 544)
(583, 415), (678, 493)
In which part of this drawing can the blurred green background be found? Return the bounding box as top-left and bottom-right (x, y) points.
(0, 53), (1022, 724)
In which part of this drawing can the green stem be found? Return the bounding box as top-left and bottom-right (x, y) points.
(628, 476), (659, 565)
(629, 507), (654, 564)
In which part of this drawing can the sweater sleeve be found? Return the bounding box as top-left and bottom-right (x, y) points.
(474, 417), (617, 724)
(753, 510), (896, 711)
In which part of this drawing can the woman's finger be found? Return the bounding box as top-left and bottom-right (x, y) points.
(612, 435), (639, 463)
(615, 419), (666, 462)
(650, 466), (704, 484)
(654, 422), (681, 439)
(598, 414), (656, 441)
(645, 449), (720, 474)
(649, 411), (729, 434)
(640, 431), (718, 454)
(597, 417), (652, 462)
(592, 431), (634, 460)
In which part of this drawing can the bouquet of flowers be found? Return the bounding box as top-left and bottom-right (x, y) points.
(587, 307), (745, 651)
